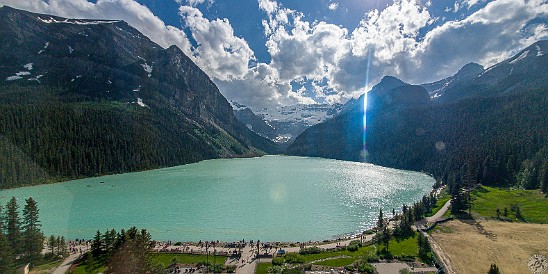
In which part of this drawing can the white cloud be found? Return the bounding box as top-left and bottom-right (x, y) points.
(0, 0), (193, 56)
(178, 0), (214, 7)
(1, 0), (546, 109)
(413, 0), (548, 82)
(328, 2), (339, 11)
(215, 63), (314, 109)
(179, 6), (254, 81)
(258, 0), (547, 99)
(461, 0), (482, 9)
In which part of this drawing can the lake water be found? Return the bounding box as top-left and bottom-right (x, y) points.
(0, 156), (434, 242)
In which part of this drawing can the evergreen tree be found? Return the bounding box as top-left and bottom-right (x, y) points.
(92, 230), (103, 257)
(56, 236), (61, 255)
(107, 228), (160, 273)
(0, 203), (4, 233)
(377, 208), (384, 231)
(49, 235), (56, 255)
(60, 236), (67, 256)
(487, 263), (500, 274)
(515, 206), (522, 220)
(418, 233), (431, 261)
(0, 231), (14, 274)
(541, 162), (548, 194)
(5, 197), (21, 254)
(22, 197), (44, 265)
(381, 227), (390, 250)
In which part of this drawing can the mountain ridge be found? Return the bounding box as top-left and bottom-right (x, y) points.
(288, 41), (548, 190)
(0, 6), (278, 188)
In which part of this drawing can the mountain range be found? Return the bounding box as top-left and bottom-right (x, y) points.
(1, 6), (547, 192)
(231, 101), (344, 147)
(288, 40), (548, 190)
(0, 6), (277, 188)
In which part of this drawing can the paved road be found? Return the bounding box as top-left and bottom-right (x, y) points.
(426, 199), (451, 223)
(418, 198), (457, 274)
(52, 253), (81, 274)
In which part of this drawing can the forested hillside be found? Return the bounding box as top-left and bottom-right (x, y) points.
(288, 41), (548, 192)
(0, 7), (278, 188)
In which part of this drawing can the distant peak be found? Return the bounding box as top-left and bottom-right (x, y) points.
(371, 76), (407, 92)
(456, 62), (484, 76)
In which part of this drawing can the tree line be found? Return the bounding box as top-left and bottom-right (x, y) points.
(0, 196), (44, 273)
(373, 192), (438, 263)
(289, 88), (548, 195)
(0, 85), (219, 189)
(85, 227), (160, 273)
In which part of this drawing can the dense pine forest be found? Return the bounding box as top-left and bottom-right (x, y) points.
(0, 7), (280, 189)
(288, 88), (548, 194)
(0, 85), (261, 188)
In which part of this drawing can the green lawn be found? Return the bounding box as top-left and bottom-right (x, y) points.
(298, 245), (376, 263)
(152, 253), (227, 267)
(69, 253), (227, 273)
(69, 265), (107, 274)
(376, 236), (419, 257)
(30, 259), (63, 273)
(256, 262), (271, 274)
(314, 257), (357, 267)
(471, 186), (548, 223)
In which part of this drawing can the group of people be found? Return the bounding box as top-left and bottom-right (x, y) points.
(68, 239), (91, 255)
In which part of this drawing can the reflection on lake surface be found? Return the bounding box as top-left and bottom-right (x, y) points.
(0, 156), (434, 242)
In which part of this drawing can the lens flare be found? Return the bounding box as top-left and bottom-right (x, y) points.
(362, 48), (372, 162)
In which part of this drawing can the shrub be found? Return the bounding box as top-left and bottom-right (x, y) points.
(272, 257), (285, 266)
(299, 246), (321, 255)
(347, 240), (363, 252)
(358, 261), (375, 274)
(347, 243), (359, 252)
(344, 265), (355, 271)
(285, 253), (305, 264)
(268, 265), (284, 274)
(226, 265), (237, 273)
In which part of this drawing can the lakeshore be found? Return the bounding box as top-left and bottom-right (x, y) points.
(0, 156), (435, 242)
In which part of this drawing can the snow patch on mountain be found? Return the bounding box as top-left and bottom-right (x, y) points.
(70, 75), (82, 82)
(136, 98), (147, 107)
(38, 16), (120, 25)
(229, 100), (248, 111)
(256, 104), (343, 126)
(536, 45), (544, 56)
(24, 63), (33, 70)
(6, 76), (22, 81)
(509, 50), (529, 64)
(6, 71), (31, 81)
(16, 71), (31, 76)
(28, 75), (43, 83)
(141, 63), (153, 77)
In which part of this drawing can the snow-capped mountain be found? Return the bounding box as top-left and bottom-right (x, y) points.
(422, 62), (484, 99)
(231, 101), (344, 146)
(430, 40), (548, 103)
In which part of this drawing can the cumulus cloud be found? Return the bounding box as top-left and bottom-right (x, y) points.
(179, 6), (255, 81)
(215, 63), (315, 109)
(258, 0), (547, 99)
(175, 0), (214, 7)
(1, 0), (546, 109)
(412, 0), (548, 82)
(328, 2), (339, 11)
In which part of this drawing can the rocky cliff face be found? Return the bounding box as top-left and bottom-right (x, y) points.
(0, 6), (278, 188)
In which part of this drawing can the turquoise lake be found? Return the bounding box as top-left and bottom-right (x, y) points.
(0, 156), (434, 242)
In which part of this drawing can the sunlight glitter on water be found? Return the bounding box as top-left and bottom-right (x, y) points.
(0, 156), (433, 242)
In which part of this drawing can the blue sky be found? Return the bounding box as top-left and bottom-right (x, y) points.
(1, 0), (546, 109)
